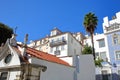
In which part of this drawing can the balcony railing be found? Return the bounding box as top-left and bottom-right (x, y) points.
(50, 39), (66, 47)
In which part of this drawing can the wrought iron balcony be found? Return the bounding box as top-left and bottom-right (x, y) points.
(50, 39), (66, 47)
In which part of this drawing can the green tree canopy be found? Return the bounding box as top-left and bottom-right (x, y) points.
(82, 45), (92, 54)
(0, 22), (13, 46)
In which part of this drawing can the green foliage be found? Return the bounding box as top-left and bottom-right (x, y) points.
(83, 12), (98, 34)
(82, 45), (103, 67)
(0, 22), (13, 46)
(94, 58), (103, 67)
(82, 45), (92, 54)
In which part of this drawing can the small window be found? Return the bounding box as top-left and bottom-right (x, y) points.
(4, 54), (12, 64)
(61, 45), (64, 50)
(51, 39), (54, 43)
(54, 50), (60, 55)
(95, 52), (99, 58)
(100, 52), (106, 61)
(0, 72), (8, 80)
(50, 48), (53, 53)
(56, 46), (59, 51)
(113, 36), (118, 45)
(62, 36), (65, 41)
(115, 51), (120, 60)
(112, 34), (120, 45)
(71, 38), (73, 43)
(118, 70), (120, 79)
(98, 39), (105, 48)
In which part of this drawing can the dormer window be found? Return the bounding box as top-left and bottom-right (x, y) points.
(50, 28), (62, 36)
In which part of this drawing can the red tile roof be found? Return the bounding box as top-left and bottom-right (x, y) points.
(26, 47), (70, 66)
(16, 44), (70, 66)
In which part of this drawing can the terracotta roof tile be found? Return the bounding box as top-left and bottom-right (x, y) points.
(26, 47), (70, 66)
(17, 44), (70, 66)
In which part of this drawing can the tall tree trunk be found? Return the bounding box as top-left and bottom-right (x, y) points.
(91, 33), (95, 60)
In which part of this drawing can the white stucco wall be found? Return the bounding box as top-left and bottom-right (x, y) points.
(0, 45), (21, 67)
(48, 33), (68, 57)
(77, 55), (95, 80)
(84, 34), (110, 62)
(30, 57), (74, 80)
(68, 33), (82, 56)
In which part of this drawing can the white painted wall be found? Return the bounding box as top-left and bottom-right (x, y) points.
(103, 11), (120, 34)
(84, 33), (110, 62)
(48, 33), (68, 57)
(0, 45), (21, 67)
(30, 57), (75, 80)
(68, 33), (82, 56)
(77, 55), (95, 80)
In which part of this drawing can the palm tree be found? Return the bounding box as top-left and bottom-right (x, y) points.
(83, 12), (98, 60)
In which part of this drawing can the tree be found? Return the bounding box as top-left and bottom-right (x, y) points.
(83, 12), (98, 60)
(0, 22), (13, 46)
(82, 45), (92, 54)
(82, 45), (103, 67)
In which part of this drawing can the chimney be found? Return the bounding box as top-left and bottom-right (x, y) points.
(21, 34), (28, 57)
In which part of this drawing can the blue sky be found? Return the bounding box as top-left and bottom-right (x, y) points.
(0, 0), (120, 42)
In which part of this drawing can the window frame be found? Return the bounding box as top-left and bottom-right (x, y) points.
(0, 72), (8, 80)
(98, 39), (105, 48)
(115, 51), (120, 60)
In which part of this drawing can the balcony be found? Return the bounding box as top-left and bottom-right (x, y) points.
(50, 39), (66, 47)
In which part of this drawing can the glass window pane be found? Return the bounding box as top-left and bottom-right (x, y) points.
(98, 39), (105, 48)
(116, 51), (120, 60)
(0, 72), (8, 80)
(113, 36), (118, 45)
(100, 52), (106, 61)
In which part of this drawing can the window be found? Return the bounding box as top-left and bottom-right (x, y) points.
(4, 51), (12, 64)
(61, 45), (64, 50)
(54, 50), (60, 55)
(71, 38), (73, 43)
(98, 39), (105, 48)
(101, 70), (108, 80)
(62, 36), (65, 41)
(0, 72), (8, 80)
(50, 48), (53, 53)
(118, 70), (120, 79)
(56, 46), (59, 51)
(113, 36), (118, 45)
(112, 34), (120, 45)
(51, 39), (54, 43)
(115, 51), (120, 60)
(100, 52), (106, 61)
(95, 52), (99, 58)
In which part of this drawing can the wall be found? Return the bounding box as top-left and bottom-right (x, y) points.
(68, 33), (82, 56)
(77, 55), (95, 80)
(30, 57), (74, 80)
